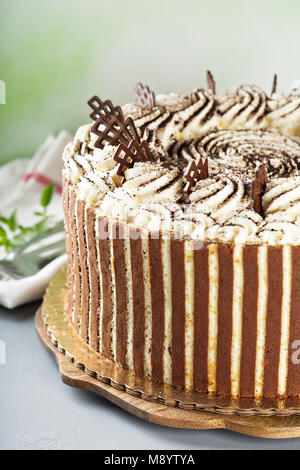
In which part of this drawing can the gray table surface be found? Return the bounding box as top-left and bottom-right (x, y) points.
(1, 301), (300, 451)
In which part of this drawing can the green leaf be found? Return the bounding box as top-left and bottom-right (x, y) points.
(4, 242), (13, 253)
(0, 226), (8, 244)
(34, 219), (49, 233)
(0, 186), (57, 257)
(40, 184), (55, 208)
(8, 210), (17, 232)
(0, 215), (9, 226)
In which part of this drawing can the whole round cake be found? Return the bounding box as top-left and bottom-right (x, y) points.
(63, 75), (300, 399)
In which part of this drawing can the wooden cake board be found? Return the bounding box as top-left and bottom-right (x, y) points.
(36, 307), (300, 439)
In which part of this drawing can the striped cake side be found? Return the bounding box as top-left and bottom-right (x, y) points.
(63, 183), (300, 398)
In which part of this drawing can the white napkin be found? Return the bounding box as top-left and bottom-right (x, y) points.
(0, 130), (72, 309)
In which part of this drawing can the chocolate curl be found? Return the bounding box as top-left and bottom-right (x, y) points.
(134, 82), (156, 108)
(184, 156), (209, 194)
(87, 95), (124, 122)
(206, 70), (216, 94)
(114, 139), (152, 176)
(252, 163), (268, 216)
(271, 74), (277, 95)
(91, 114), (140, 149)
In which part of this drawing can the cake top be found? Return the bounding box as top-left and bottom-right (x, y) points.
(63, 75), (300, 245)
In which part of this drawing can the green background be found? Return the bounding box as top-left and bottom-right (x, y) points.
(1, 0), (300, 165)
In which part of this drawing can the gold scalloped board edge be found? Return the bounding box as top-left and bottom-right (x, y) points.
(40, 266), (300, 418)
(36, 309), (300, 437)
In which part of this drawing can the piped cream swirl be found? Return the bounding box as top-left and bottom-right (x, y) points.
(63, 82), (300, 244)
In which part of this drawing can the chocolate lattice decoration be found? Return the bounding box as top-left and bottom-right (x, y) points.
(87, 95), (124, 122)
(252, 163), (268, 215)
(114, 139), (152, 176)
(184, 156), (209, 193)
(206, 70), (216, 94)
(91, 114), (140, 149)
(134, 82), (156, 108)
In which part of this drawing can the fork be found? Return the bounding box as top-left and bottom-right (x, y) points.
(0, 220), (65, 280)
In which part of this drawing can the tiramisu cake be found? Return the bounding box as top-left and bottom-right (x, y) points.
(63, 75), (300, 399)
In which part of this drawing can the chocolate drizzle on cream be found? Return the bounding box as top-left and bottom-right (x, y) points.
(64, 83), (300, 244)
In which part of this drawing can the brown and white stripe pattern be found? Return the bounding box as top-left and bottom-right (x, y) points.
(64, 183), (300, 398)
